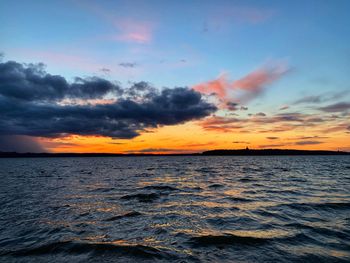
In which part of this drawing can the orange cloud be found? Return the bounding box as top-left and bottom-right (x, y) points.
(193, 62), (289, 106)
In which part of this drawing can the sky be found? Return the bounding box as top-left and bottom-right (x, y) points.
(0, 0), (349, 153)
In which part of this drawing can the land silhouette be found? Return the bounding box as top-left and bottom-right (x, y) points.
(0, 148), (348, 158)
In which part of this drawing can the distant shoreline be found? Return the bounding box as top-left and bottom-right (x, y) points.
(0, 149), (349, 158)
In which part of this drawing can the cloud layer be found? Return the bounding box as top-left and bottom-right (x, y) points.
(0, 60), (216, 139)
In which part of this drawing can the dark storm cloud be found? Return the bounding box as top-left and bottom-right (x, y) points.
(318, 102), (350, 112)
(0, 61), (122, 101)
(0, 60), (216, 139)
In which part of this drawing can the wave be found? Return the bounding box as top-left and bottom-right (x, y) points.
(142, 185), (178, 191)
(188, 232), (314, 247)
(89, 187), (115, 193)
(120, 193), (160, 202)
(286, 223), (350, 240)
(276, 202), (350, 211)
(226, 197), (253, 202)
(208, 184), (224, 188)
(188, 234), (268, 246)
(104, 211), (142, 221)
(1, 240), (175, 259)
(238, 177), (255, 182)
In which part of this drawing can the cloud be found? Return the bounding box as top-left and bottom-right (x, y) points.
(293, 91), (350, 105)
(199, 116), (243, 132)
(193, 73), (227, 100)
(279, 105), (289, 110)
(294, 140), (323, 145)
(100, 68), (111, 74)
(258, 143), (289, 148)
(225, 103), (248, 111)
(0, 60), (216, 139)
(193, 62), (289, 107)
(0, 61), (122, 101)
(318, 102), (350, 112)
(294, 95), (322, 104)
(266, 136), (279, 140)
(127, 148), (197, 154)
(119, 62), (137, 68)
(113, 19), (154, 44)
(76, 1), (155, 44)
(226, 102), (239, 111)
(198, 110), (348, 135)
(255, 112), (266, 117)
(294, 135), (329, 140)
(233, 141), (250, 144)
(321, 123), (349, 133)
(258, 140), (324, 148)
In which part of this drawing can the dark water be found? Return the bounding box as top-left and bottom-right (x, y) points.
(0, 156), (350, 262)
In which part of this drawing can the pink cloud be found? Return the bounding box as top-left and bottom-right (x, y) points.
(75, 1), (155, 44)
(193, 62), (289, 107)
(192, 73), (228, 99)
(113, 20), (154, 44)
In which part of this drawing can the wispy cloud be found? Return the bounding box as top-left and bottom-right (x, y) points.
(112, 19), (154, 44)
(233, 141), (250, 144)
(294, 140), (324, 145)
(318, 102), (350, 112)
(279, 105), (289, 110)
(193, 62), (289, 107)
(258, 140), (324, 148)
(293, 90), (350, 105)
(76, 1), (155, 44)
(119, 62), (137, 68)
(127, 148), (198, 154)
(258, 143), (290, 148)
(198, 110), (349, 135)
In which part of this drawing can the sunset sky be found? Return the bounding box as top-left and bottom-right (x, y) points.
(0, 0), (349, 153)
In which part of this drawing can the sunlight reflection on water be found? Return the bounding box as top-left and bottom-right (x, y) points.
(0, 156), (349, 262)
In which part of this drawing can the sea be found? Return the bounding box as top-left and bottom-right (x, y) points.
(0, 156), (349, 262)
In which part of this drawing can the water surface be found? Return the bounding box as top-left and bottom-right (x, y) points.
(0, 156), (349, 262)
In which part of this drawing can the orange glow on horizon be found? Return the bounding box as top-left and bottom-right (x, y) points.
(39, 121), (350, 153)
